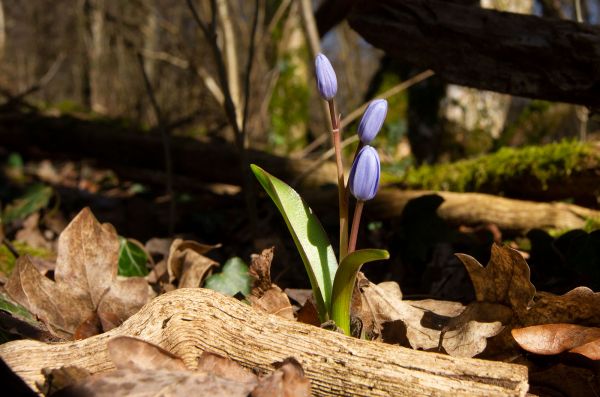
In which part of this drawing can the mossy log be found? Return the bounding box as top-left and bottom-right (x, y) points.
(0, 288), (528, 396)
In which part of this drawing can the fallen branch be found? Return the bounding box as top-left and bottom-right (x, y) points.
(0, 288), (528, 396)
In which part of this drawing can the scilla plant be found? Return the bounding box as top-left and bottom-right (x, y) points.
(251, 53), (389, 336)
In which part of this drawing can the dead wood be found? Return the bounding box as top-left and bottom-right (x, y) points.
(348, 0), (600, 107)
(0, 288), (528, 396)
(303, 189), (600, 233)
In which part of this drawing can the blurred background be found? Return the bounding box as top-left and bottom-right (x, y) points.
(1, 0), (600, 301)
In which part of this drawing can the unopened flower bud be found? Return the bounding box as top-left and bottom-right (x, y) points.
(349, 145), (380, 201)
(358, 99), (388, 144)
(315, 53), (337, 101)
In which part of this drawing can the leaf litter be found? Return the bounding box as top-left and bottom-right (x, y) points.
(46, 336), (311, 397)
(4, 208), (152, 339)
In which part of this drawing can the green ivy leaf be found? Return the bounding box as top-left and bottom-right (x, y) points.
(204, 257), (251, 297)
(2, 184), (53, 225)
(251, 164), (337, 322)
(331, 249), (389, 335)
(117, 238), (149, 277)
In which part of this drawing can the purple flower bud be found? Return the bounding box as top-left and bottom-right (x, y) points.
(349, 145), (380, 201)
(358, 99), (388, 144)
(315, 53), (337, 101)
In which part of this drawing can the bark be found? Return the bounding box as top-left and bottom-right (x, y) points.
(348, 0), (600, 107)
(0, 0), (5, 62)
(0, 288), (530, 396)
(368, 190), (600, 232)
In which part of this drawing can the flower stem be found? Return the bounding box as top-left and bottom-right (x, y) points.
(328, 99), (349, 259)
(348, 200), (364, 254)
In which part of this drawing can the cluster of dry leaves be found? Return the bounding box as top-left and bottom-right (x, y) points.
(2, 207), (600, 395)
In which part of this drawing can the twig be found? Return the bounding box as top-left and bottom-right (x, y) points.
(293, 69), (434, 159)
(136, 53), (176, 234)
(292, 70), (434, 185)
(186, 0), (258, 235)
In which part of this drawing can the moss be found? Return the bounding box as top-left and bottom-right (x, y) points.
(398, 140), (597, 192)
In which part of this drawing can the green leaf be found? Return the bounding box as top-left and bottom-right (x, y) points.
(0, 292), (35, 323)
(204, 257), (251, 297)
(118, 237), (149, 277)
(331, 249), (389, 335)
(2, 184), (53, 225)
(251, 164), (337, 322)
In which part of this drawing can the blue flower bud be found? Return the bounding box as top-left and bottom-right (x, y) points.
(349, 145), (380, 201)
(315, 53), (337, 101)
(358, 99), (388, 144)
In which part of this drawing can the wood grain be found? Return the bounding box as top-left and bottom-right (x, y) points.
(0, 288), (528, 396)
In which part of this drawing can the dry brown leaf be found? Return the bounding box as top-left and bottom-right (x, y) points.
(37, 366), (90, 396)
(54, 368), (257, 397)
(248, 248), (294, 320)
(5, 208), (151, 339)
(167, 239), (220, 288)
(526, 287), (600, 326)
(569, 338), (600, 360)
(512, 324), (600, 356)
(362, 282), (503, 357)
(456, 243), (535, 317)
(108, 336), (187, 371)
(15, 213), (54, 251)
(196, 351), (257, 384)
(252, 358), (311, 397)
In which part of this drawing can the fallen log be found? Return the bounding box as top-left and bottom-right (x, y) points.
(348, 0), (600, 107)
(0, 288), (528, 396)
(0, 109), (338, 189)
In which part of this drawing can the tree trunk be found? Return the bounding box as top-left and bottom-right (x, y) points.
(0, 288), (530, 396)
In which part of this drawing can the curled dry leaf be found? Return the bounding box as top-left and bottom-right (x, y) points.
(248, 248), (294, 320)
(167, 239), (220, 288)
(456, 243), (536, 318)
(252, 358), (312, 397)
(512, 324), (600, 356)
(362, 281), (503, 357)
(5, 208), (151, 339)
(526, 287), (600, 326)
(196, 351), (257, 384)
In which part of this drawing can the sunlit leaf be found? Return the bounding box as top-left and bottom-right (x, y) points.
(2, 184), (53, 225)
(251, 165), (337, 322)
(331, 249), (389, 335)
(118, 238), (149, 277)
(204, 257), (251, 297)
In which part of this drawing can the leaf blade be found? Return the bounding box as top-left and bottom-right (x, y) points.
(331, 249), (389, 335)
(251, 165), (337, 321)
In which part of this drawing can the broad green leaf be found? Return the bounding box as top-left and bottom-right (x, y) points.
(331, 249), (389, 335)
(2, 184), (53, 225)
(204, 257), (251, 297)
(118, 238), (149, 277)
(251, 164), (337, 322)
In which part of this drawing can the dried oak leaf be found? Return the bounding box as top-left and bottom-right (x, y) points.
(456, 243), (536, 318)
(526, 287), (600, 326)
(5, 208), (151, 339)
(362, 281), (503, 357)
(167, 239), (220, 288)
(512, 324), (600, 358)
(248, 247), (294, 320)
(252, 358), (312, 397)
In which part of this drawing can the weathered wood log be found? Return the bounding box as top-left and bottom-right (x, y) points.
(0, 110), (337, 189)
(372, 190), (600, 232)
(304, 188), (600, 233)
(0, 288), (528, 396)
(348, 0), (600, 107)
